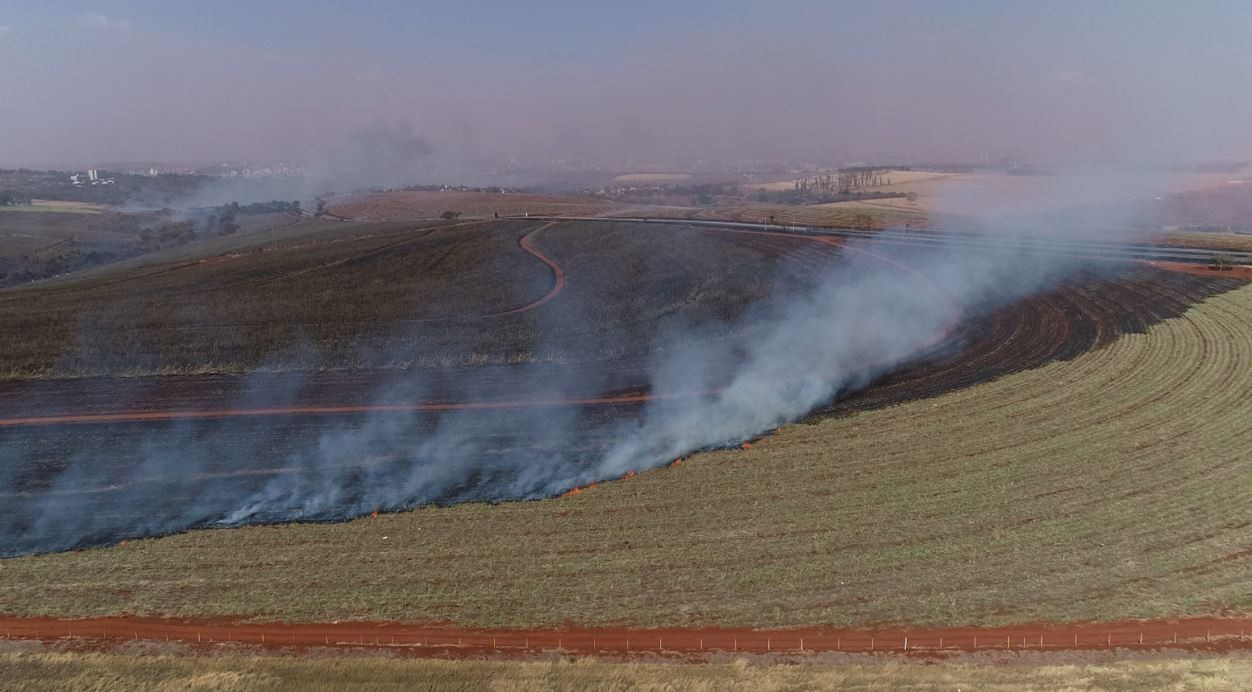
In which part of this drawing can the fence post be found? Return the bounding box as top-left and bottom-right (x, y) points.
(903, 637), (908, 651)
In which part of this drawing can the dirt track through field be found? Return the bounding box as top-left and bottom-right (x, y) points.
(4, 614), (1252, 657)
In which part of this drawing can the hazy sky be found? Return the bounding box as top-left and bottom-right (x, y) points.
(2, 1), (1251, 167)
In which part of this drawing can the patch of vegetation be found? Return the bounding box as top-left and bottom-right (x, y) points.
(4, 642), (1252, 691)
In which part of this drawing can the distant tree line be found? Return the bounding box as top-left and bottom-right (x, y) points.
(793, 167), (895, 196)
(231, 200), (301, 215)
(0, 191), (32, 206)
(754, 189), (909, 205)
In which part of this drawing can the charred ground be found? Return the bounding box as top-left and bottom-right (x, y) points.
(0, 217), (1245, 556)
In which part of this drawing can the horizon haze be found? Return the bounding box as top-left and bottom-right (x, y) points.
(1, 1), (1251, 170)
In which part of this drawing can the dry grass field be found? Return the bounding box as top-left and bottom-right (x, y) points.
(633, 202), (928, 229)
(2, 279), (1249, 627)
(5, 642), (1252, 691)
(1161, 231), (1252, 253)
(612, 173), (693, 184)
(326, 191), (614, 221)
(0, 210), (134, 260)
(0, 219), (814, 380)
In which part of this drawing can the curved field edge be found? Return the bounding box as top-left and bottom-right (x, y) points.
(1, 281), (1251, 629)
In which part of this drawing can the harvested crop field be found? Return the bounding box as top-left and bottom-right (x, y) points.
(635, 202), (928, 230)
(1, 249), (1248, 630)
(0, 219), (839, 379)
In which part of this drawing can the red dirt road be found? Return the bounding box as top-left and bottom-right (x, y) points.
(504, 222), (566, 314)
(3, 614), (1252, 657)
(1143, 259), (1252, 279)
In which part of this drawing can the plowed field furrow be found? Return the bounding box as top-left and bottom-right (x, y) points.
(2, 219), (1251, 635)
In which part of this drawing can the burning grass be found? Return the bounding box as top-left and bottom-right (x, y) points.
(1, 280), (1250, 628)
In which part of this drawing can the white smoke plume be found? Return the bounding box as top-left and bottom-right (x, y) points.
(0, 169), (1201, 555)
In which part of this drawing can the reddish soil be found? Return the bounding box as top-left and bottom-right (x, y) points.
(1142, 259), (1252, 279)
(3, 614), (1252, 658)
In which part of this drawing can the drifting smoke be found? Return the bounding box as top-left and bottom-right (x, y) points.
(310, 120), (435, 192)
(150, 121), (436, 211)
(0, 169), (1158, 556)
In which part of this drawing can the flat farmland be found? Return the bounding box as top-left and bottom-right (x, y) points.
(6, 642), (1252, 691)
(0, 219), (829, 379)
(326, 191), (615, 221)
(1, 273), (1248, 628)
(633, 202), (929, 230)
(0, 210), (135, 261)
